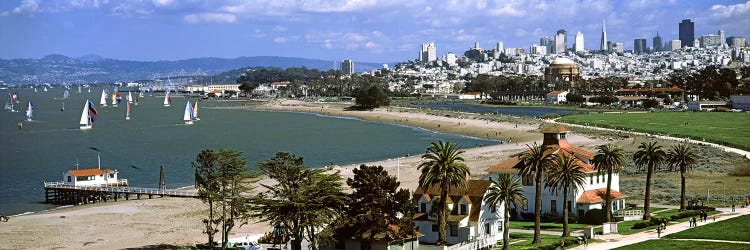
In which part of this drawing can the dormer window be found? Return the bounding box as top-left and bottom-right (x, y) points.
(560, 133), (567, 139)
(460, 203), (467, 215)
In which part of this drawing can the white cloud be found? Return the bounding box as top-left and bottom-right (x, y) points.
(709, 0), (750, 18)
(184, 13), (237, 24)
(151, 0), (174, 7)
(345, 32), (368, 42)
(365, 41), (379, 49)
(274, 37), (287, 43)
(272, 25), (287, 32)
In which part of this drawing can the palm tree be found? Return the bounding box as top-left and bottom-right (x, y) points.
(484, 174), (525, 250)
(633, 141), (666, 220)
(517, 143), (552, 244)
(545, 154), (586, 237)
(591, 145), (626, 222)
(666, 143), (697, 210)
(417, 141), (470, 246)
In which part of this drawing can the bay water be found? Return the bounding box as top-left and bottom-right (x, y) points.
(0, 88), (499, 215)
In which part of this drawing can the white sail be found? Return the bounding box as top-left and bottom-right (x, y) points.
(111, 92), (117, 106)
(100, 90), (108, 106)
(80, 100), (92, 130)
(63, 90), (70, 99)
(163, 92), (171, 107)
(78, 85), (82, 94)
(127, 91), (133, 103)
(193, 102), (200, 121)
(25, 101), (33, 121)
(125, 102), (131, 120)
(184, 101), (194, 125)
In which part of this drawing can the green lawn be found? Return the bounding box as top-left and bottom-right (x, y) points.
(508, 221), (592, 232)
(559, 112), (750, 150)
(613, 210), (721, 235)
(500, 232), (581, 250)
(613, 239), (750, 250)
(666, 214), (750, 242)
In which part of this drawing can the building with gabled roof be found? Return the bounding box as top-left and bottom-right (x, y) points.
(412, 179), (501, 248)
(486, 125), (626, 220)
(63, 168), (127, 187)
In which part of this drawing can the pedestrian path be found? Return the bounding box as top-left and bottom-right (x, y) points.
(549, 119), (750, 159)
(569, 207), (750, 250)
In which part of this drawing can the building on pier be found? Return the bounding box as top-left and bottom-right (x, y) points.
(63, 168), (128, 187)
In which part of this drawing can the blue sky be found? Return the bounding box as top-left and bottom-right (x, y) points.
(1, 0), (748, 63)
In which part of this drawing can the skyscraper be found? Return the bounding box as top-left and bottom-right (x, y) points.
(419, 42), (436, 63)
(496, 42), (504, 52)
(600, 20), (608, 52)
(634, 39), (647, 54)
(341, 59), (354, 75)
(718, 29), (725, 46)
(540, 36), (553, 54)
(679, 19), (694, 48)
(554, 30), (566, 54)
(574, 31), (584, 52)
(653, 32), (663, 52)
(555, 29), (567, 54)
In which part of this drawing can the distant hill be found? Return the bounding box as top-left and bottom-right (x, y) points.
(0, 55), (390, 84)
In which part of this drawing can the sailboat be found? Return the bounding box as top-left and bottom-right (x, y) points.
(79, 100), (97, 130)
(12, 92), (19, 103)
(163, 91), (171, 107)
(63, 90), (70, 99)
(183, 101), (194, 125)
(193, 102), (200, 121)
(4, 93), (16, 112)
(88, 88), (91, 93)
(25, 101), (33, 121)
(100, 90), (108, 107)
(125, 102), (131, 120)
(78, 85), (82, 94)
(127, 91), (133, 103)
(134, 95), (139, 106)
(112, 92), (121, 107)
(61, 102), (65, 111)
(43, 87), (48, 92)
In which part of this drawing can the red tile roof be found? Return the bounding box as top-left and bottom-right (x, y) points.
(577, 188), (627, 204)
(68, 168), (114, 177)
(541, 124), (570, 133)
(548, 91), (563, 95)
(486, 145), (596, 173)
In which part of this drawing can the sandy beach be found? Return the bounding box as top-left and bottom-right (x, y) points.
(0, 100), (603, 249)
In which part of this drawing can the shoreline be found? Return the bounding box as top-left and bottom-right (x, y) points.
(0, 100), (606, 249)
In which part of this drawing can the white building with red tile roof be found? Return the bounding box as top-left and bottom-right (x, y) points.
(63, 168), (127, 187)
(546, 90), (568, 104)
(412, 179), (501, 248)
(486, 125), (626, 220)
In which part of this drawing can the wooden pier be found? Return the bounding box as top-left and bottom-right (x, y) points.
(43, 182), (199, 205)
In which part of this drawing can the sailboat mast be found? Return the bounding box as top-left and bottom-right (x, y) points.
(98, 153), (101, 169)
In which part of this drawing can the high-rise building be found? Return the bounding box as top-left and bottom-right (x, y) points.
(718, 29), (725, 46)
(613, 42), (624, 53)
(555, 29), (567, 54)
(653, 32), (663, 52)
(669, 40), (681, 51)
(679, 19), (694, 48)
(574, 31), (584, 52)
(474, 41), (481, 50)
(444, 53), (457, 66)
(341, 59), (354, 75)
(600, 20), (608, 52)
(419, 42), (437, 63)
(540, 36), (554, 54)
(530, 44), (547, 55)
(634, 38), (647, 54)
(496, 42), (504, 52)
(727, 36), (746, 48)
(700, 34), (721, 48)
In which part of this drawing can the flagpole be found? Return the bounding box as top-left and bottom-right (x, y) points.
(98, 153), (101, 169)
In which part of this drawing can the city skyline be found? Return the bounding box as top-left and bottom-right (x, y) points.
(1, 0), (749, 63)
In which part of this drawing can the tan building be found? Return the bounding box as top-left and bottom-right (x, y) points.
(544, 57), (581, 89)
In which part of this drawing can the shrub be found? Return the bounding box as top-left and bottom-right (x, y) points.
(713, 107), (730, 112)
(729, 160), (750, 177)
(520, 212), (536, 222)
(670, 210), (700, 221)
(581, 209), (606, 225)
(542, 113), (561, 119)
(541, 212), (559, 223)
(687, 205), (716, 211)
(632, 222), (650, 229)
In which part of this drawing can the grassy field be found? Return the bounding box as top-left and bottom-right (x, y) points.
(559, 112), (750, 151)
(666, 214), (750, 241)
(613, 239), (749, 250)
(611, 210), (721, 235)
